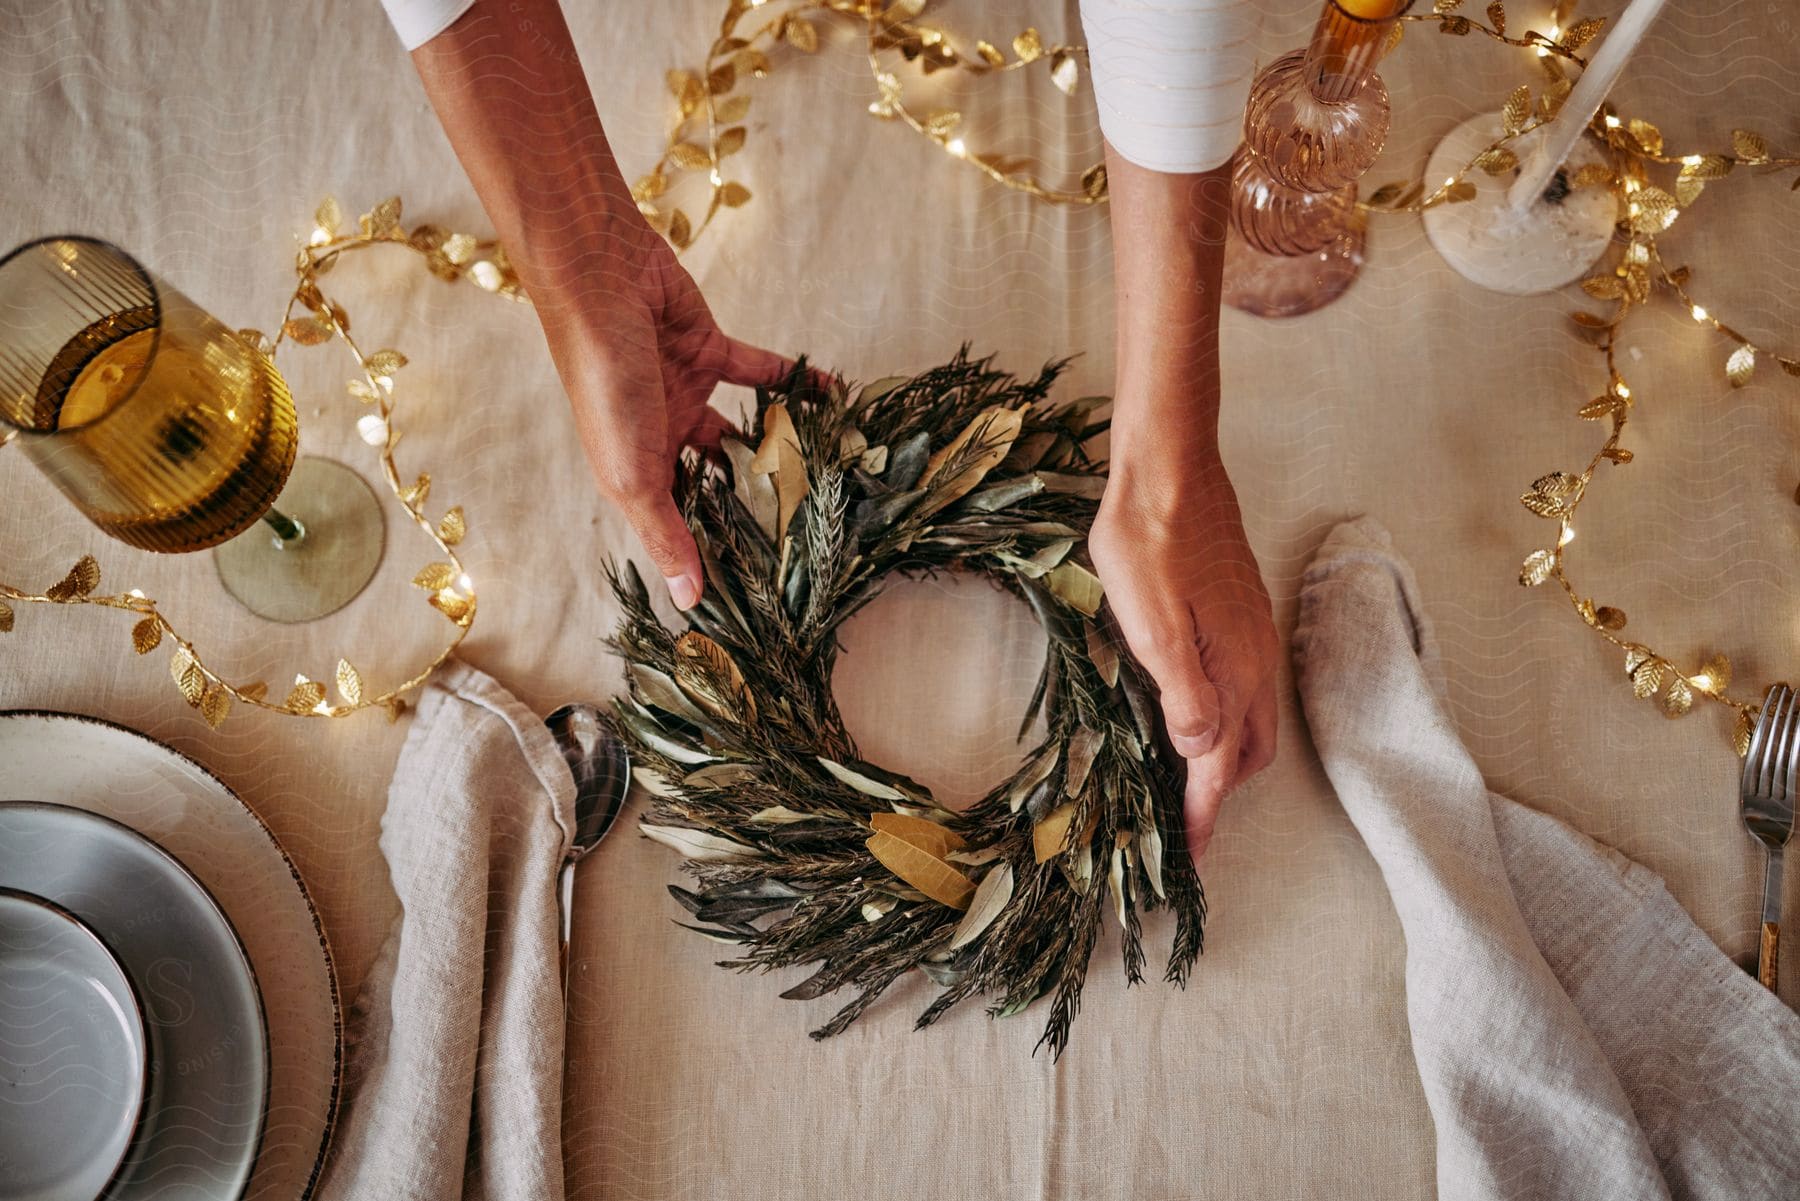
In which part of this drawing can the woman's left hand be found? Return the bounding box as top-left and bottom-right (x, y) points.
(1088, 434), (1279, 864)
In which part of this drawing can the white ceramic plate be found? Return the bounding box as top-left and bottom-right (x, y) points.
(0, 712), (341, 1201)
(0, 803), (268, 1201)
(0, 887), (149, 1201)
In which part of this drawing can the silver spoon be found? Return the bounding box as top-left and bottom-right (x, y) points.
(545, 702), (631, 999)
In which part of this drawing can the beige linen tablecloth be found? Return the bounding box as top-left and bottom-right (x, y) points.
(2, 2), (1795, 1196)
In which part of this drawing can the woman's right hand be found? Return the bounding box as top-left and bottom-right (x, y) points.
(535, 211), (796, 612)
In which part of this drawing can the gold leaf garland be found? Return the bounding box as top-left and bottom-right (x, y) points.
(0, 196), (525, 724)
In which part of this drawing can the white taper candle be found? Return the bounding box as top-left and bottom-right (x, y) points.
(1504, 0), (1670, 215)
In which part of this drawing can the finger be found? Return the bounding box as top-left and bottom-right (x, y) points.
(1114, 612), (1225, 760)
(1230, 679), (1278, 791)
(1183, 718), (1245, 865)
(618, 488), (704, 611)
(679, 406), (738, 454)
(714, 335), (797, 390)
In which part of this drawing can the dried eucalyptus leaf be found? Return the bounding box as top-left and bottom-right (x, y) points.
(949, 862), (1014, 949)
(817, 756), (907, 800)
(963, 474), (1045, 512)
(639, 822), (759, 861)
(630, 663), (710, 723)
(1007, 743), (1060, 812)
(884, 430), (933, 491)
(1045, 561), (1104, 616)
(1036, 471), (1108, 499)
(1064, 724), (1103, 796)
(723, 435), (779, 542)
(684, 762), (761, 788)
(1138, 808), (1167, 900)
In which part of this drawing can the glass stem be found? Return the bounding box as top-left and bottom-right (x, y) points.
(262, 507), (306, 546)
(1305, 2), (1399, 104)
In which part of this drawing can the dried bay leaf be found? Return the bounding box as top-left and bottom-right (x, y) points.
(684, 762), (760, 788)
(722, 436), (779, 542)
(949, 862), (1014, 949)
(870, 811), (967, 857)
(751, 402), (809, 540)
(630, 662), (709, 724)
(866, 829), (974, 909)
(1044, 561), (1103, 616)
(674, 630), (756, 721)
(1007, 743), (1059, 812)
(1064, 724), (1103, 796)
(1084, 622), (1120, 688)
(916, 406), (1024, 518)
(1033, 800), (1097, 864)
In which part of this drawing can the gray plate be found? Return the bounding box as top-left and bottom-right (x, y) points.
(0, 887), (149, 1201)
(0, 802), (269, 1201)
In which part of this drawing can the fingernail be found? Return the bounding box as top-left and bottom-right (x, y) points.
(1172, 728), (1218, 759)
(665, 574), (699, 610)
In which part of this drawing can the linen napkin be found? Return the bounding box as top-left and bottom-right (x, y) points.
(1292, 516), (1800, 1201)
(316, 659), (575, 1201)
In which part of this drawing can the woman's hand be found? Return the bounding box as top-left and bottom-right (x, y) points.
(409, 0), (792, 610)
(539, 218), (793, 610)
(1097, 146), (1279, 863)
(1089, 435), (1278, 864)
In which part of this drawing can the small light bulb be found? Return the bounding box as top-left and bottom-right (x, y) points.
(309, 227), (331, 247)
(946, 138), (967, 158)
(1692, 673), (1713, 691)
(1604, 114), (1621, 129)
(1614, 383), (1630, 399)
(709, 169), (723, 186)
(1559, 524), (1577, 547)
(1691, 305), (1709, 322)
(457, 574), (473, 593)
(313, 699), (333, 715)
(1628, 203), (1641, 217)
(1683, 154), (1703, 166)
(128, 588), (145, 599)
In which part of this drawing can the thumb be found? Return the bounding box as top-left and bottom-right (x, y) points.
(1146, 648), (1224, 761)
(621, 489), (704, 611)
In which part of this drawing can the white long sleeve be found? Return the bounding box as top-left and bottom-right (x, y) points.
(1078, 0), (1263, 174)
(379, 0), (476, 50)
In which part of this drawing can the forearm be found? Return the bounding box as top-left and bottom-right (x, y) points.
(1102, 143), (1231, 479)
(409, 0), (639, 337)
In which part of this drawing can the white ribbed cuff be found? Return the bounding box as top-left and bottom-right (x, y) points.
(1079, 0), (1262, 174)
(380, 0), (478, 50)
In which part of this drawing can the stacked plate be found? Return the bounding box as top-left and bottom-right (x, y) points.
(0, 712), (340, 1201)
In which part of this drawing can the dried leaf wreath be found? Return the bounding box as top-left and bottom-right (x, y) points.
(601, 349), (1201, 1058)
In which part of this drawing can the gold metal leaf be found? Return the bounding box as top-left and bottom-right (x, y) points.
(440, 233), (478, 266)
(668, 142), (712, 171)
(365, 349), (408, 377)
(0, 601), (12, 633)
(1570, 163), (1614, 189)
(438, 506), (466, 546)
(1577, 396), (1620, 420)
(714, 94), (751, 123)
(1081, 163), (1108, 199)
(283, 316), (334, 346)
(413, 562), (457, 590)
(719, 181), (752, 207)
(1732, 128), (1769, 163)
(1012, 27), (1043, 61)
(716, 126), (747, 157)
(1675, 175), (1705, 207)
(667, 209), (692, 250)
(429, 591), (475, 625)
(1631, 658), (1663, 699)
(131, 617), (162, 655)
(1473, 147), (1519, 175)
(1050, 50), (1079, 95)
(237, 328), (272, 356)
(1726, 345), (1755, 388)
(1593, 606), (1626, 631)
(284, 679), (326, 713)
(1683, 154), (1733, 181)
(1662, 675), (1693, 717)
(366, 196), (403, 237)
(171, 648), (205, 706)
(783, 15), (818, 52)
(315, 195), (343, 237)
(336, 658), (364, 706)
(200, 684), (230, 729)
(1560, 15), (1605, 49)
(976, 39), (1005, 66)
(240, 681), (269, 704)
(1486, 1), (1505, 33)
(1501, 85), (1531, 135)
(1433, 0), (1463, 12)
(1733, 708), (1755, 757)
(400, 473), (431, 507)
(924, 109), (962, 138)
(1626, 118), (1662, 155)
(665, 68), (700, 99)
(631, 172), (668, 203)
(1519, 549), (1556, 586)
(45, 555), (100, 601)
(1700, 653), (1731, 693)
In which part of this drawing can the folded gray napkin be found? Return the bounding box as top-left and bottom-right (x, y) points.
(1293, 516), (1800, 1200)
(316, 660), (574, 1201)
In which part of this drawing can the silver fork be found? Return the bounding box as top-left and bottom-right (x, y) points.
(1739, 683), (1798, 991)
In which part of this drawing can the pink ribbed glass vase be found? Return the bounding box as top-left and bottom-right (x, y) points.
(1223, 0), (1411, 318)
